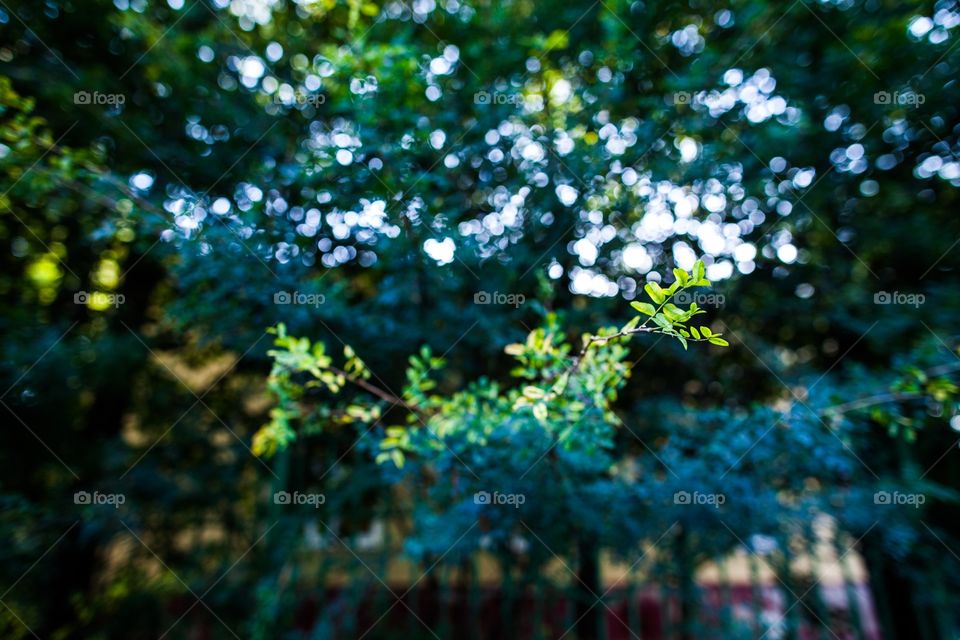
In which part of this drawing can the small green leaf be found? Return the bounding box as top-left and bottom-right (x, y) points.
(504, 343), (525, 356)
(708, 337), (729, 347)
(693, 259), (705, 281)
(550, 372), (570, 395)
(533, 403), (548, 421)
(676, 334), (688, 350)
(622, 316), (641, 333)
(663, 303), (684, 321)
(700, 326), (713, 337)
(673, 268), (689, 285)
(653, 313), (672, 330)
(523, 385), (545, 399)
(690, 327), (701, 339)
(630, 301), (656, 316)
(644, 282), (666, 304)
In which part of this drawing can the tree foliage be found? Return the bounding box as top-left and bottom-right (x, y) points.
(1, 0), (960, 638)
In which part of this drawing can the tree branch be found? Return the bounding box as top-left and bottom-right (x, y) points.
(820, 361), (960, 416)
(327, 365), (423, 416)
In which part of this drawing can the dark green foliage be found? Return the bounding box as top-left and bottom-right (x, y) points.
(1, 0), (959, 638)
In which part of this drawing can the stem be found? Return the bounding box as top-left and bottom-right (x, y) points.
(327, 365), (423, 415)
(820, 361), (960, 416)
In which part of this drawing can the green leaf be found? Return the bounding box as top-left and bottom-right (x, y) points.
(550, 372), (570, 395)
(644, 282), (666, 305)
(673, 268), (689, 285)
(544, 29), (569, 50)
(504, 343), (525, 356)
(693, 259), (705, 281)
(690, 327), (701, 339)
(700, 326), (712, 337)
(663, 303), (684, 321)
(621, 316), (641, 333)
(708, 337), (729, 347)
(652, 313), (672, 330)
(533, 403), (548, 421)
(523, 385), (545, 399)
(630, 301), (656, 316)
(676, 334), (688, 350)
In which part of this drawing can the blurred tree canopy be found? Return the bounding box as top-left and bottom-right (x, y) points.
(1, 0), (959, 638)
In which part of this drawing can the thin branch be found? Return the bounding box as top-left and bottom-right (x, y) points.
(568, 324), (714, 375)
(326, 365), (424, 416)
(571, 326), (656, 370)
(820, 391), (914, 416)
(820, 361), (960, 416)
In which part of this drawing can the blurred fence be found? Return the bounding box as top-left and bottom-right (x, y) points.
(284, 580), (879, 640)
(217, 520), (884, 640)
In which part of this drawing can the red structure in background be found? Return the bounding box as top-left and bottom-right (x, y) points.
(269, 581), (882, 639)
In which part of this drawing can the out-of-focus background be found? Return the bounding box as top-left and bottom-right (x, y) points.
(1, 0), (959, 638)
